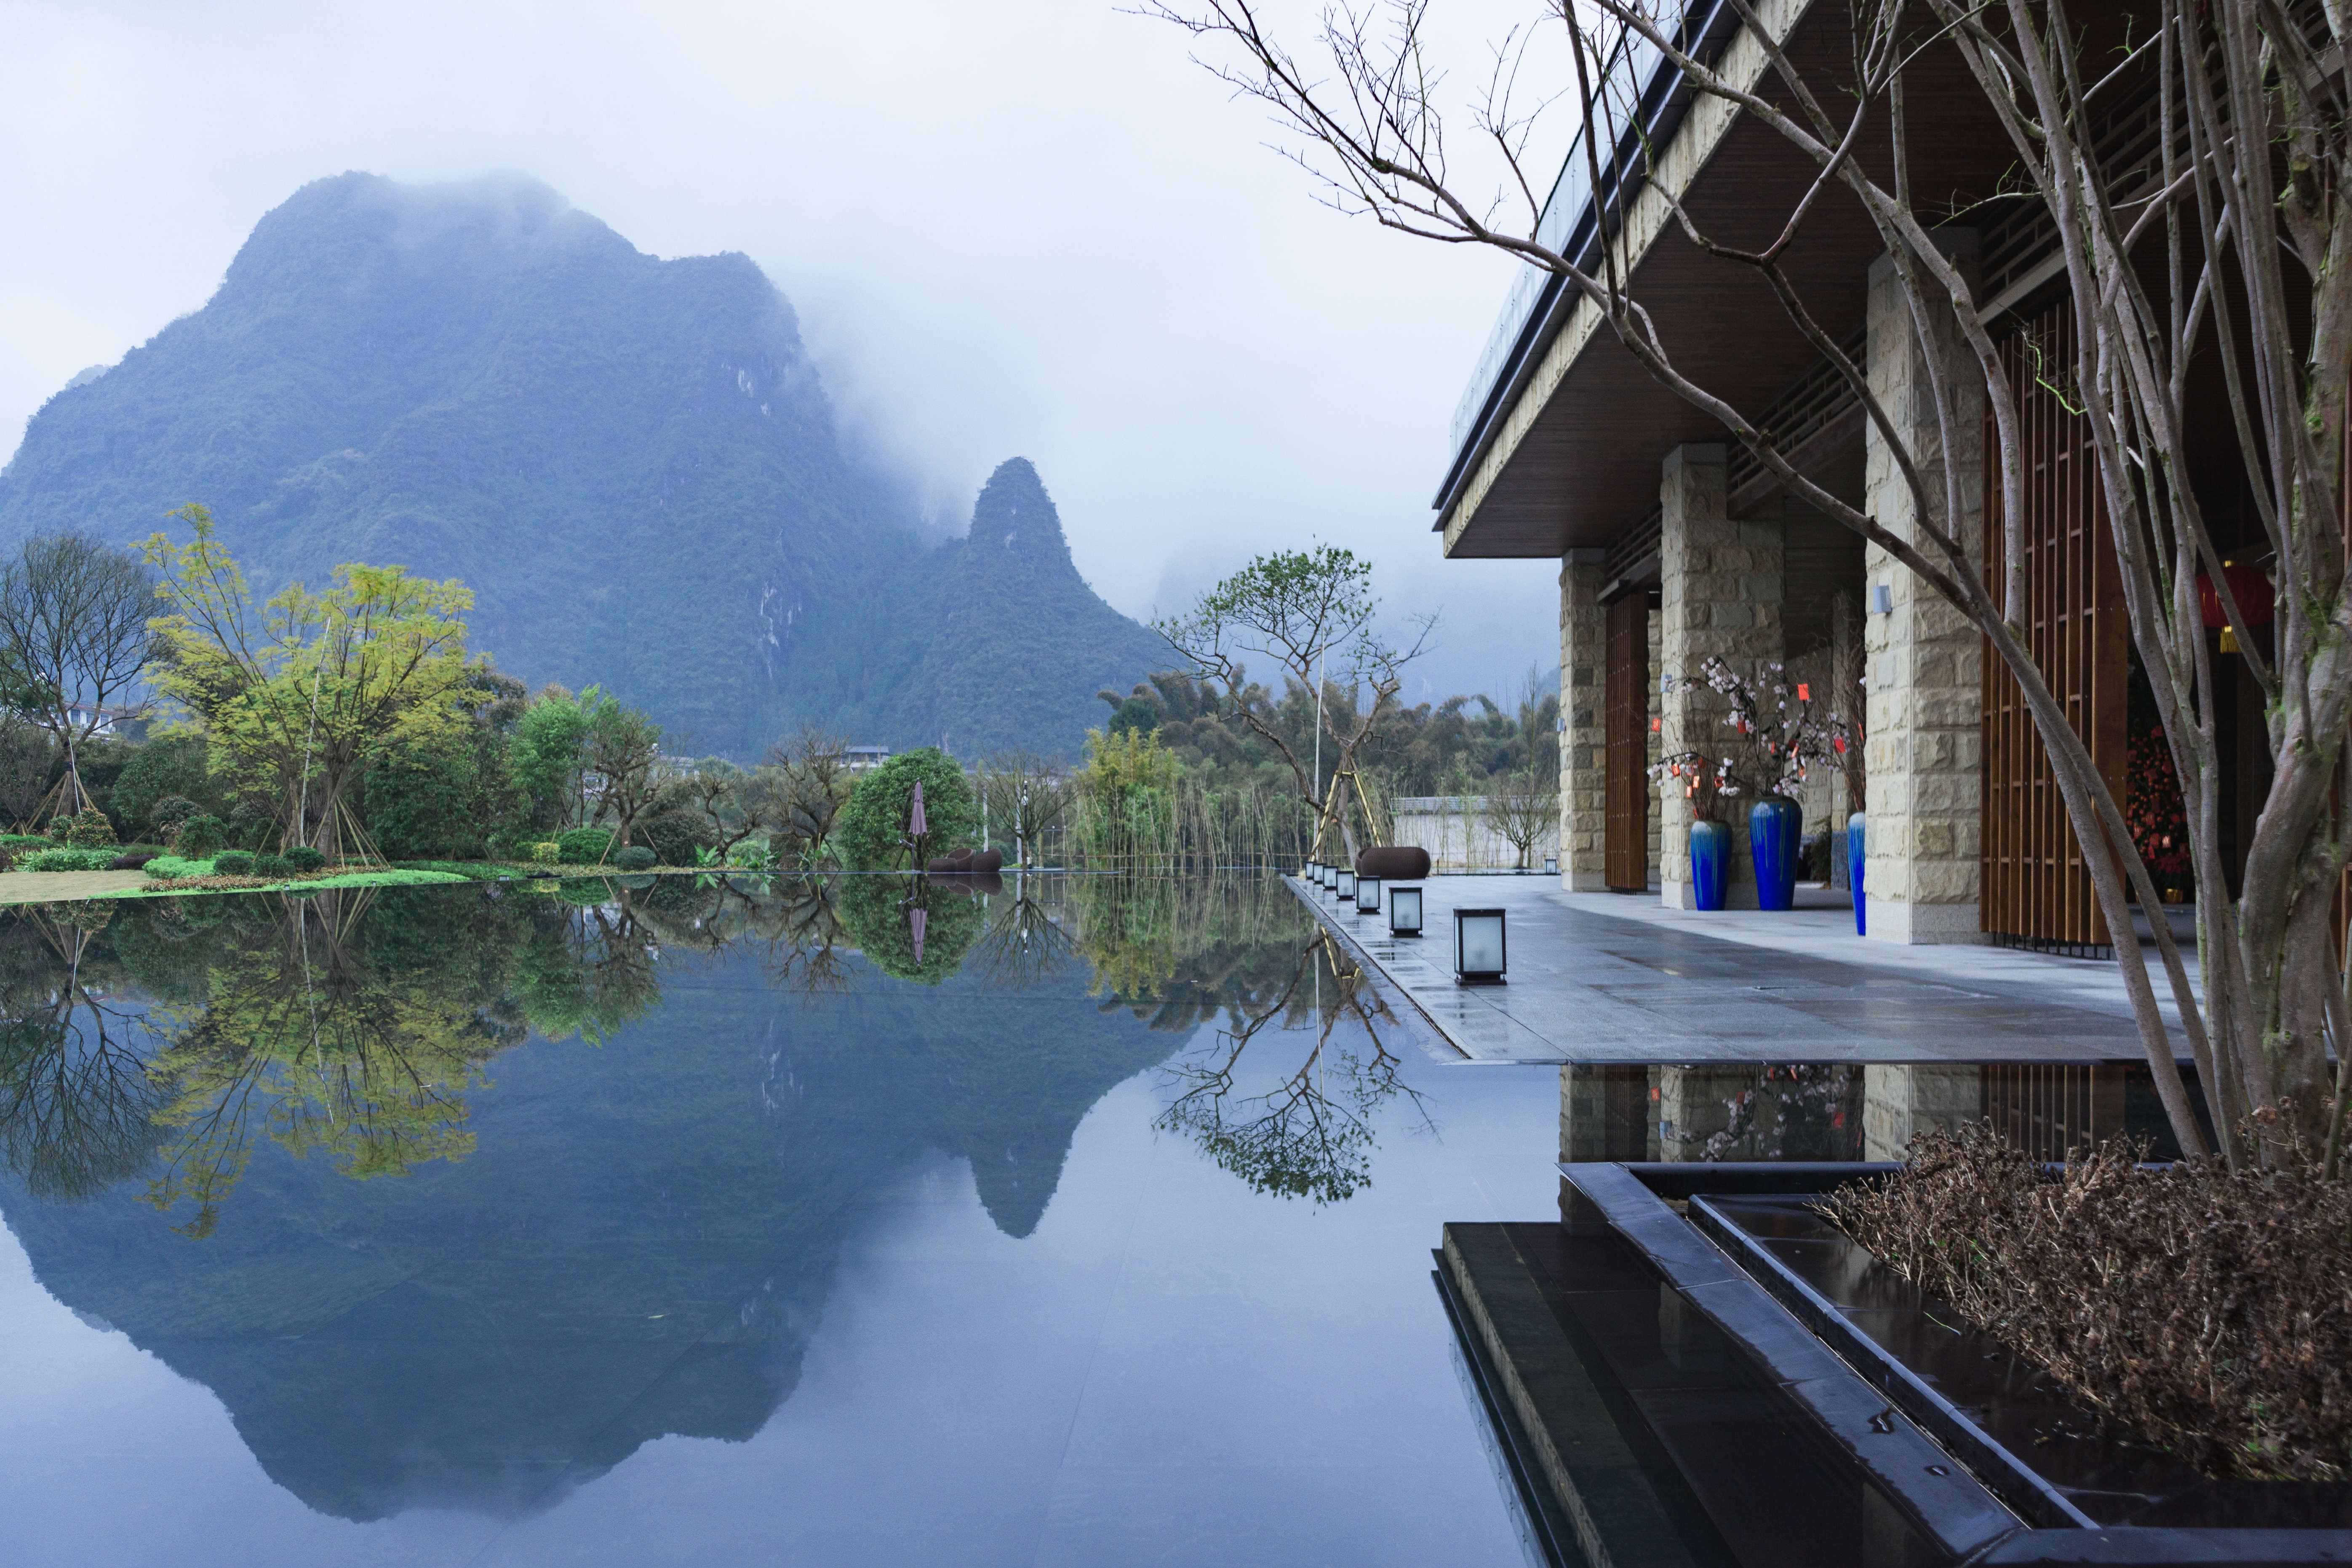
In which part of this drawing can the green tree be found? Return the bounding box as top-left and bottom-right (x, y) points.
(1156, 545), (1432, 861)
(581, 689), (664, 847)
(110, 734), (217, 835)
(835, 749), (977, 870)
(509, 687), (589, 831)
(143, 505), (477, 857)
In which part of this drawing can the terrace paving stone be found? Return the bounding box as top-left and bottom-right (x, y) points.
(1293, 873), (2191, 1065)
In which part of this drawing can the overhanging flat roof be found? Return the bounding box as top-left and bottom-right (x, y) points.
(1436, 0), (2025, 558)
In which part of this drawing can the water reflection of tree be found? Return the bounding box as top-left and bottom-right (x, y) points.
(141, 890), (529, 1237)
(967, 872), (1081, 988)
(0, 908), (164, 1201)
(1147, 916), (1431, 1205)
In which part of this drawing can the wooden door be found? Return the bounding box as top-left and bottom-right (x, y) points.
(1604, 593), (1650, 892)
(1980, 302), (2130, 952)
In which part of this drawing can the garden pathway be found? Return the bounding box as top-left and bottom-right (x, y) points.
(0, 870), (154, 905)
(1289, 873), (2193, 1066)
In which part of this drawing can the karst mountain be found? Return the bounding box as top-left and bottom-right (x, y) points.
(0, 172), (1164, 757)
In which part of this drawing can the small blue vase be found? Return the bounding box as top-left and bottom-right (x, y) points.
(1749, 795), (1801, 911)
(1848, 810), (1867, 936)
(1690, 820), (1730, 911)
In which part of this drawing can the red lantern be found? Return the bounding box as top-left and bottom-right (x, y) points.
(2198, 563), (2273, 630)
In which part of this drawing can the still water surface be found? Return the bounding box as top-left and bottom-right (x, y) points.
(0, 874), (1556, 1565)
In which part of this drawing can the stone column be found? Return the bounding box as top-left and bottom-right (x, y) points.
(1863, 234), (1985, 943)
(1659, 444), (1784, 909)
(1658, 1066), (1762, 1160)
(1558, 550), (1608, 890)
(1862, 1065), (1983, 1160)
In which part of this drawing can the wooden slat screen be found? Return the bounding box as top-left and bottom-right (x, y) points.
(1605, 594), (1650, 892)
(1980, 1064), (2127, 1158)
(1980, 301), (2130, 951)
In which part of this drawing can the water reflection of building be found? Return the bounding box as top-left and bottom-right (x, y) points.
(1562, 1061), (2176, 1167)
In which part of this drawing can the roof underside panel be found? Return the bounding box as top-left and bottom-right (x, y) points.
(1440, 10), (2022, 558)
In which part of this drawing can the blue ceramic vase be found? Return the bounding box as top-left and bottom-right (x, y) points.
(1848, 810), (1867, 936)
(1749, 795), (1801, 911)
(1690, 820), (1730, 911)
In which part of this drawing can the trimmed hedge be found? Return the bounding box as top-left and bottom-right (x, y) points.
(556, 827), (616, 865)
(25, 847), (119, 872)
(212, 850), (256, 876)
(176, 816), (227, 858)
(282, 846), (326, 872)
(253, 854), (291, 878)
(614, 845), (657, 871)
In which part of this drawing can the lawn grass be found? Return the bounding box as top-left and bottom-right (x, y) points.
(99, 866), (474, 900)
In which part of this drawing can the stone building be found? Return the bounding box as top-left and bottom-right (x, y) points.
(1433, 0), (2277, 952)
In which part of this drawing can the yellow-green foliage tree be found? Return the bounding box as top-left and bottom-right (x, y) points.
(144, 505), (475, 857)
(1071, 726), (1178, 871)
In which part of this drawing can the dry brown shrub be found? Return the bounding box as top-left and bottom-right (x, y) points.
(1818, 1122), (2352, 1480)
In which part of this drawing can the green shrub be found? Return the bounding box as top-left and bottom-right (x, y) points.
(143, 855), (215, 879)
(27, 847), (119, 872)
(253, 853), (291, 878)
(212, 850), (256, 876)
(556, 827), (615, 864)
(529, 841), (562, 864)
(112, 735), (214, 832)
(149, 795), (202, 833)
(638, 811), (714, 866)
(281, 846), (326, 872)
(837, 749), (978, 870)
(614, 845), (657, 871)
(0, 833), (49, 848)
(176, 815), (227, 858)
(63, 808), (117, 849)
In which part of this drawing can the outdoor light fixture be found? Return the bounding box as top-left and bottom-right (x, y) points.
(1388, 885), (1424, 935)
(1543, 854), (1558, 876)
(1869, 582), (1894, 614)
(1453, 907), (1507, 983)
(1355, 874), (1381, 914)
(1337, 869), (1357, 903)
(1306, 861), (1322, 885)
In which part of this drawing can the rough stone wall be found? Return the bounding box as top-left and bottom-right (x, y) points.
(1659, 443), (1784, 909)
(1862, 1065), (1983, 1160)
(1559, 553), (1609, 890)
(1648, 609), (1663, 880)
(1861, 238), (1985, 943)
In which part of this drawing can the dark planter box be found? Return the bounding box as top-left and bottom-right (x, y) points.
(1503, 1162), (2352, 1567)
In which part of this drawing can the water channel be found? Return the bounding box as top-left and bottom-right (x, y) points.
(0, 874), (1563, 1566)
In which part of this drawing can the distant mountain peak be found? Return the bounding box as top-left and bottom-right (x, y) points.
(0, 174), (1165, 758)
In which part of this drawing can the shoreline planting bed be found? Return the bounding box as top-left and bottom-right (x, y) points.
(1820, 1126), (2352, 1482)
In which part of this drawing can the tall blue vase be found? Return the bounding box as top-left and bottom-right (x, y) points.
(1749, 795), (1800, 912)
(1848, 810), (1867, 936)
(1690, 820), (1730, 911)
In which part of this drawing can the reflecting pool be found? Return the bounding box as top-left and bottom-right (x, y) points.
(0, 873), (1558, 1566)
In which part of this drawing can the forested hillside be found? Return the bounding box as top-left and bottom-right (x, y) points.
(0, 173), (1160, 757)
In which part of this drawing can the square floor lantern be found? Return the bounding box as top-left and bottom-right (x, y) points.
(1355, 874), (1381, 915)
(1388, 885), (1424, 936)
(1543, 854), (1558, 876)
(1453, 907), (1507, 983)
(1337, 869), (1357, 903)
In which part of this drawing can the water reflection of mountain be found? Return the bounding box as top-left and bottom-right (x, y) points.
(0, 890), (1182, 1523)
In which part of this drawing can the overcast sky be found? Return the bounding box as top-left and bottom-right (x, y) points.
(0, 0), (1567, 703)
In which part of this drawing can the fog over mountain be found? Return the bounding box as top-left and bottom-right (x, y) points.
(0, 173), (1164, 757)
